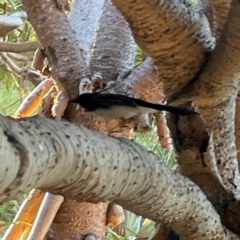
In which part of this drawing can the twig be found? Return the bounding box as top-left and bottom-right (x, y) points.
(7, 52), (33, 62)
(38, 86), (56, 117)
(0, 98), (21, 111)
(31, 47), (46, 71)
(154, 113), (172, 150)
(51, 90), (69, 118)
(27, 193), (64, 240)
(2, 190), (45, 240)
(21, 67), (46, 86)
(0, 52), (21, 75)
(0, 41), (41, 53)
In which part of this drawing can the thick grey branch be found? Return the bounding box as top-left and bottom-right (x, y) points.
(70, 0), (136, 82)
(22, 0), (91, 99)
(177, 0), (240, 198)
(111, 0), (215, 98)
(0, 114), (237, 240)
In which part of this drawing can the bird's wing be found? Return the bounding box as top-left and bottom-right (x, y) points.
(92, 94), (138, 109)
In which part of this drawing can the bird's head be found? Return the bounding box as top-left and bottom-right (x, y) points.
(79, 78), (93, 94)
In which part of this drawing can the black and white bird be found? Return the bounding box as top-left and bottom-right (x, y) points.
(71, 93), (198, 120)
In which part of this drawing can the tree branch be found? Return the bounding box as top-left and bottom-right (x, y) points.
(111, 0), (215, 98)
(7, 52), (33, 62)
(179, 0), (240, 198)
(22, 0), (91, 100)
(165, 0), (240, 233)
(14, 79), (54, 118)
(2, 190), (45, 239)
(0, 41), (40, 53)
(0, 11), (27, 37)
(0, 114), (238, 240)
(107, 58), (163, 104)
(0, 52), (21, 75)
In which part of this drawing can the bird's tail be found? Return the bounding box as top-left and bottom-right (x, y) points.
(153, 103), (198, 115)
(135, 99), (198, 115)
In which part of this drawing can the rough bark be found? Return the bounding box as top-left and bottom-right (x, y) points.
(70, 0), (136, 82)
(0, 114), (238, 240)
(166, 0), (240, 234)
(178, 0), (240, 196)
(235, 91), (240, 164)
(111, 0), (215, 98)
(207, 0), (231, 35)
(21, 0), (91, 100)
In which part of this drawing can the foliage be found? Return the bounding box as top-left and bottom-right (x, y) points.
(0, 0), (23, 14)
(0, 82), (32, 237)
(107, 211), (160, 240)
(0, 82), (33, 115)
(0, 0), (37, 90)
(135, 47), (143, 65)
(0, 0), (37, 43)
(135, 119), (177, 170)
(0, 195), (26, 235)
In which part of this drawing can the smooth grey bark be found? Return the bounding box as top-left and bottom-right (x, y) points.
(0, 115), (238, 240)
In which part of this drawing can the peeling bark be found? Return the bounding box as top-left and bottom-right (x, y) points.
(14, 79), (53, 118)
